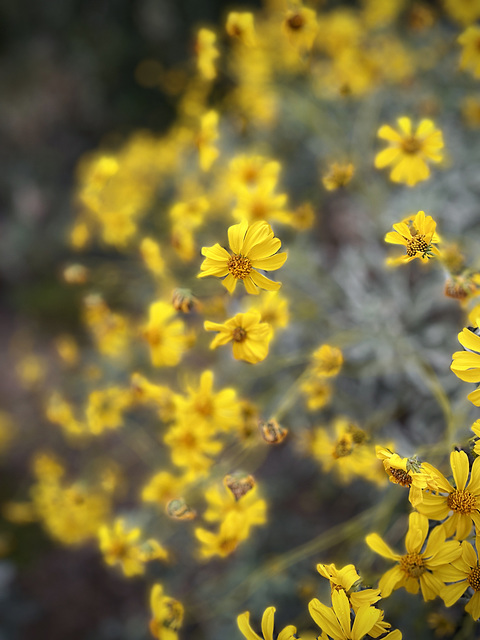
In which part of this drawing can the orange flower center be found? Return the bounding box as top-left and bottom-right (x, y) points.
(287, 12), (305, 30)
(447, 489), (477, 514)
(228, 254), (252, 279)
(332, 436), (353, 459)
(400, 552), (426, 578)
(406, 234), (429, 257)
(468, 565), (480, 591)
(232, 327), (247, 343)
(388, 467), (412, 487)
(401, 136), (422, 154)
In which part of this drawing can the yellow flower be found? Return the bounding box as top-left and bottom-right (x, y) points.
(376, 447), (437, 507)
(300, 378), (332, 411)
(451, 322), (480, 406)
(164, 421), (223, 475)
(375, 117), (444, 186)
(141, 471), (190, 508)
(197, 110), (219, 171)
(140, 237), (165, 277)
(204, 311), (273, 364)
(316, 563), (381, 613)
(149, 583), (184, 640)
(245, 291), (290, 330)
(98, 519), (144, 576)
(198, 220), (287, 294)
(226, 12), (256, 47)
(282, 6), (318, 52)
(232, 186), (290, 225)
(384, 210), (441, 266)
(458, 26), (480, 78)
(311, 344), (343, 377)
(366, 512), (462, 600)
(439, 538), (480, 620)
(309, 588), (382, 640)
(203, 483), (267, 529)
(142, 301), (190, 367)
(195, 28), (219, 81)
(195, 512), (250, 559)
(417, 450), (480, 539)
(237, 606), (297, 640)
(444, 0), (480, 25)
(86, 387), (131, 435)
(228, 155), (281, 196)
(322, 162), (355, 191)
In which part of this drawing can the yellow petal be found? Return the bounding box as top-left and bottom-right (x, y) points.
(237, 612), (262, 640)
(261, 607), (275, 640)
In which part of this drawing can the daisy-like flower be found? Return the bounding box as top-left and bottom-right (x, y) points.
(458, 26), (480, 79)
(204, 311), (273, 364)
(439, 538), (480, 620)
(384, 210), (441, 266)
(374, 117), (444, 186)
(366, 512), (462, 600)
(309, 588), (383, 640)
(417, 450), (480, 539)
(322, 162), (355, 191)
(376, 447), (437, 507)
(282, 5), (318, 52)
(316, 563), (382, 613)
(237, 606), (297, 640)
(149, 583), (184, 640)
(226, 12), (256, 47)
(199, 220), (287, 294)
(451, 322), (480, 406)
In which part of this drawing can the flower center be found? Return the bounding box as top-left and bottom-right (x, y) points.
(388, 467), (413, 487)
(232, 327), (247, 342)
(401, 136), (422, 154)
(287, 13), (305, 30)
(447, 489), (477, 514)
(468, 565), (480, 591)
(332, 436), (353, 459)
(228, 254), (252, 280)
(400, 553), (426, 578)
(406, 234), (429, 257)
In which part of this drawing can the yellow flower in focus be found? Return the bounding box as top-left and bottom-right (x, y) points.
(375, 117), (444, 186)
(142, 301), (190, 367)
(282, 6), (318, 52)
(384, 210), (440, 266)
(197, 110), (219, 171)
(376, 447), (437, 507)
(366, 512), (462, 600)
(237, 606), (297, 640)
(417, 450), (480, 539)
(439, 538), (480, 620)
(195, 28), (219, 81)
(226, 12), (256, 47)
(316, 563), (381, 613)
(149, 583), (184, 640)
(204, 311), (273, 364)
(322, 162), (355, 191)
(311, 344), (343, 377)
(309, 588), (382, 640)
(451, 323), (480, 406)
(198, 220), (287, 294)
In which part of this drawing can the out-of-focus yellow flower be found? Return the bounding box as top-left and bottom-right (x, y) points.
(366, 512), (461, 600)
(311, 344), (343, 377)
(0, 411), (15, 454)
(458, 26), (480, 78)
(195, 512), (252, 559)
(197, 110), (219, 171)
(86, 387), (132, 435)
(203, 483), (266, 528)
(375, 117), (444, 186)
(15, 354), (46, 388)
(164, 421), (223, 475)
(130, 372), (177, 421)
(142, 301), (191, 367)
(226, 12), (256, 47)
(195, 28), (219, 81)
(361, 0), (405, 29)
(384, 210), (440, 266)
(204, 311), (273, 364)
(141, 471), (191, 508)
(451, 322), (480, 406)
(199, 220), (287, 294)
(462, 95), (480, 127)
(83, 294), (131, 358)
(322, 162), (355, 191)
(301, 378), (332, 411)
(140, 237), (165, 277)
(246, 291), (289, 330)
(228, 155), (281, 196)
(282, 6), (318, 52)
(54, 335), (79, 366)
(444, 0), (480, 26)
(232, 185), (290, 225)
(150, 583), (184, 640)
(46, 391), (86, 437)
(237, 606), (297, 640)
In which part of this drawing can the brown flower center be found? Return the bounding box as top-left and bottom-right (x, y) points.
(333, 436), (353, 459)
(232, 327), (247, 343)
(401, 136), (422, 154)
(468, 565), (480, 591)
(388, 467), (413, 487)
(287, 13), (305, 30)
(447, 489), (477, 514)
(400, 552), (426, 578)
(228, 254), (252, 279)
(406, 233), (429, 257)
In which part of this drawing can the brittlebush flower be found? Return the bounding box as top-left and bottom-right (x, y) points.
(376, 447), (437, 507)
(458, 26), (480, 79)
(149, 583), (184, 640)
(204, 311), (273, 364)
(237, 606), (297, 640)
(417, 450), (480, 539)
(439, 538), (480, 620)
(451, 322), (480, 406)
(316, 563), (381, 613)
(366, 512), (461, 600)
(384, 210), (440, 266)
(283, 6), (318, 52)
(198, 220), (287, 294)
(374, 117), (444, 186)
(322, 162), (355, 191)
(195, 28), (219, 81)
(226, 12), (256, 47)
